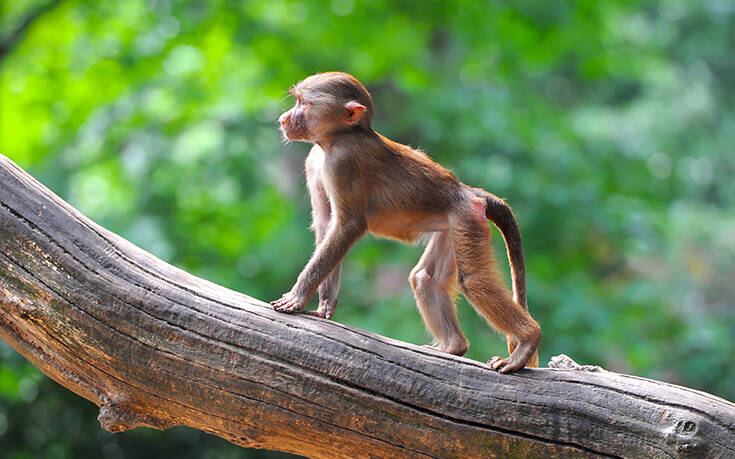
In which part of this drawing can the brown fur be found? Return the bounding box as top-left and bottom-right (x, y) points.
(272, 72), (540, 372)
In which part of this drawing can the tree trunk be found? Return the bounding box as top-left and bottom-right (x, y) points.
(0, 154), (733, 458)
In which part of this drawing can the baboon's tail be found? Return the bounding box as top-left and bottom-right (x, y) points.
(479, 191), (527, 311)
(478, 190), (538, 368)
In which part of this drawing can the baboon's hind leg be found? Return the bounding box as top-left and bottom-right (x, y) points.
(409, 231), (468, 356)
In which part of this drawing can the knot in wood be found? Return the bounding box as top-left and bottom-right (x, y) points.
(98, 399), (178, 433)
(675, 419), (698, 436)
(663, 416), (705, 458)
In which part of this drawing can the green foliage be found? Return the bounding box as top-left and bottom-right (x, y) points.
(1, 0), (734, 457)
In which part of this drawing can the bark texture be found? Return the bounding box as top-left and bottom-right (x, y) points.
(0, 154), (733, 458)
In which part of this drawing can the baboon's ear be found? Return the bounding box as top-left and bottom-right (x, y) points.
(344, 101), (367, 125)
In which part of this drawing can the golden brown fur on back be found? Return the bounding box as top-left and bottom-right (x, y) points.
(357, 134), (461, 242)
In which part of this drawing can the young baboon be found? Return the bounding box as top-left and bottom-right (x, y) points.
(271, 72), (540, 372)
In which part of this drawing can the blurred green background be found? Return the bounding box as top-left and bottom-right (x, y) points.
(1, 0), (734, 457)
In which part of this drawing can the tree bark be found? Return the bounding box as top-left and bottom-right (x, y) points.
(0, 153), (733, 458)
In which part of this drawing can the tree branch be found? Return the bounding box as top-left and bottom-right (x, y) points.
(0, 0), (63, 63)
(0, 154), (733, 458)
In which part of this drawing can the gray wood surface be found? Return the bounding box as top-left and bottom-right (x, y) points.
(0, 154), (733, 458)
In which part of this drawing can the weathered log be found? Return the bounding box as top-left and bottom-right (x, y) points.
(0, 153), (733, 458)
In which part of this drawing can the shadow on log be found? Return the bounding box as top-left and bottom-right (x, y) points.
(0, 154), (733, 458)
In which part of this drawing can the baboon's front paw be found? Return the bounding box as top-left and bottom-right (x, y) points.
(270, 291), (307, 313)
(315, 299), (337, 319)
